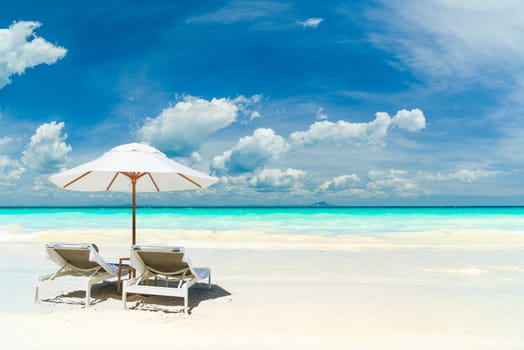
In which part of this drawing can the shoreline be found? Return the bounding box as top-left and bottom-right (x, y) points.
(3, 227), (524, 252)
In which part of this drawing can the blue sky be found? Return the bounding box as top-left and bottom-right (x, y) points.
(0, 0), (523, 206)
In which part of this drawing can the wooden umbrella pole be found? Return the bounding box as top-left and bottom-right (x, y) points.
(132, 176), (137, 246)
(123, 171), (148, 246)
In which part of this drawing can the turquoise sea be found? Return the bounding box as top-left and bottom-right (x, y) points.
(1, 207), (523, 241)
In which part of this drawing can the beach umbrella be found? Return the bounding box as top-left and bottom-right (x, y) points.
(48, 143), (218, 245)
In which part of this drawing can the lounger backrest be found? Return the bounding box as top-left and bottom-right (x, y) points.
(54, 248), (100, 270)
(136, 250), (191, 276)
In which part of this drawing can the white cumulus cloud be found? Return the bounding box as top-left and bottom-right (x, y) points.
(290, 109), (425, 146)
(448, 169), (499, 183)
(0, 156), (25, 187)
(298, 17), (323, 28)
(248, 168), (306, 191)
(391, 108), (426, 131)
(0, 21), (67, 89)
(219, 168), (306, 192)
(212, 128), (289, 175)
(317, 167), (502, 200)
(316, 169), (426, 199)
(21, 121), (72, 173)
(318, 174), (360, 192)
(366, 169), (421, 198)
(138, 95), (260, 156)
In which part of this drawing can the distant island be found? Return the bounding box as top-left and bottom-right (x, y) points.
(312, 201), (332, 207)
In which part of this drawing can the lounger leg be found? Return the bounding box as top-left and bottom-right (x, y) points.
(122, 289), (127, 309)
(34, 282), (40, 303)
(208, 269), (212, 290)
(85, 284), (91, 306)
(184, 288), (188, 315)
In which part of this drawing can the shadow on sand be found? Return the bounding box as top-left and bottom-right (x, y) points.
(125, 282), (232, 314)
(41, 280), (232, 314)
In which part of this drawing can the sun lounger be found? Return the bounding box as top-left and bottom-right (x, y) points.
(35, 242), (122, 306)
(122, 245), (211, 315)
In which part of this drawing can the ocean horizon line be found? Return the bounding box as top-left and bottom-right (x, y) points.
(1, 205), (524, 209)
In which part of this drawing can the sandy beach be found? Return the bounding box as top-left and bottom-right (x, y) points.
(2, 0), (524, 348)
(1, 232), (523, 350)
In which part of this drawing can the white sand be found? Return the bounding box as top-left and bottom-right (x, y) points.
(0, 240), (523, 349)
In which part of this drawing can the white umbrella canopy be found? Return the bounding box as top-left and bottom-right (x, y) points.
(49, 143), (218, 244)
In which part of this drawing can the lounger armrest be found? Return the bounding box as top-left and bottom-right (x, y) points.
(132, 245), (185, 253)
(46, 242), (99, 252)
